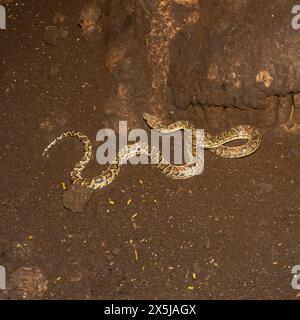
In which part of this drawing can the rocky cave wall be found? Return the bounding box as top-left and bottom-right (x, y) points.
(4, 0), (298, 131)
(98, 0), (300, 132)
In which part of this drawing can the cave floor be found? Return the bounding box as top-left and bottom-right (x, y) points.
(0, 1), (300, 300)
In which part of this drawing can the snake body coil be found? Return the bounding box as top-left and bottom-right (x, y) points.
(42, 113), (262, 190)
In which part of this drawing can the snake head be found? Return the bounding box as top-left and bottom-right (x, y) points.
(143, 112), (161, 129)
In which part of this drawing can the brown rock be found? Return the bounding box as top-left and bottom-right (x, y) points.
(9, 266), (48, 300)
(62, 184), (94, 213)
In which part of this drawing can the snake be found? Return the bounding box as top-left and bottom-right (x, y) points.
(42, 113), (262, 190)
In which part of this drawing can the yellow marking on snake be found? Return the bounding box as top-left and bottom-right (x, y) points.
(42, 113), (262, 190)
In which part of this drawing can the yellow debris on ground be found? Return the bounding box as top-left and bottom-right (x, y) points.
(108, 198), (115, 205)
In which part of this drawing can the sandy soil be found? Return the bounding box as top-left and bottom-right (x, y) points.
(0, 1), (300, 300)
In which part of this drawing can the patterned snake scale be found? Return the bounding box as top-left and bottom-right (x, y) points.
(42, 113), (262, 190)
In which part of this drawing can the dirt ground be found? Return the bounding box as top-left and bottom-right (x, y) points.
(1, 1), (300, 300)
